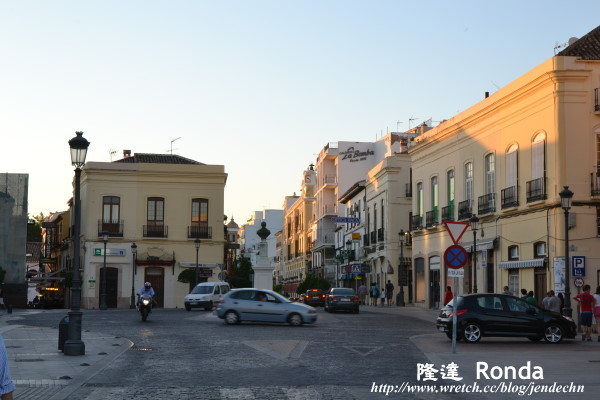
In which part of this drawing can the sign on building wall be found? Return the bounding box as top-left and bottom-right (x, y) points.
(94, 248), (127, 256)
(553, 257), (565, 296)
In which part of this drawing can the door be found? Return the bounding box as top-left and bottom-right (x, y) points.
(503, 296), (543, 335)
(429, 269), (440, 309)
(145, 267), (164, 308)
(534, 267), (547, 304)
(99, 267), (119, 308)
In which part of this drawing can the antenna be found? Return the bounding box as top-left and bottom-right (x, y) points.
(409, 117), (420, 129)
(396, 121), (403, 132)
(109, 149), (117, 161)
(168, 137), (181, 154)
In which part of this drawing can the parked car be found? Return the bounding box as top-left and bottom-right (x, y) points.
(436, 293), (577, 344)
(301, 289), (327, 307)
(216, 288), (317, 326)
(325, 288), (360, 313)
(184, 282), (230, 311)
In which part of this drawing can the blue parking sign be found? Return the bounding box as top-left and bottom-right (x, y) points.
(572, 256), (585, 277)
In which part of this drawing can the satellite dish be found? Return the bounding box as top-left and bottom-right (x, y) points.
(568, 37), (579, 46)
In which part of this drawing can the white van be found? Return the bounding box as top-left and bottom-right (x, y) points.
(184, 282), (230, 311)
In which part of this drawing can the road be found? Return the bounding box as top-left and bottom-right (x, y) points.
(8, 307), (438, 399)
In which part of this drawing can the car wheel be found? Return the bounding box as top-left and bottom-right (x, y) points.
(185, 306), (191, 311)
(205, 301), (213, 311)
(543, 323), (564, 343)
(224, 311), (240, 325)
(354, 308), (360, 314)
(527, 336), (542, 342)
(462, 323), (482, 343)
(288, 313), (303, 326)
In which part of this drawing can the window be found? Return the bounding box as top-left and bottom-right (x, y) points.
(485, 153), (495, 195)
(508, 245), (519, 260)
(477, 296), (503, 310)
(191, 198), (209, 238)
(417, 182), (423, 218)
(447, 170), (455, 207)
(506, 144), (518, 189)
(431, 176), (438, 211)
(532, 133), (546, 180)
(102, 196), (120, 224)
(465, 162), (473, 206)
(505, 297), (530, 312)
(147, 197), (164, 226)
(534, 242), (547, 258)
(508, 270), (519, 297)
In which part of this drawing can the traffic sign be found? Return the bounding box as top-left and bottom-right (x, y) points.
(448, 269), (464, 277)
(444, 245), (468, 269)
(444, 221), (469, 245)
(572, 256), (585, 277)
(574, 278), (584, 288)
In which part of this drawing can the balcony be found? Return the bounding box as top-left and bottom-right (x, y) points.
(425, 209), (438, 228)
(478, 193), (496, 215)
(143, 224), (168, 238)
(411, 215), (422, 231)
(526, 177), (546, 202)
(187, 223), (212, 239)
(441, 205), (454, 222)
(370, 231), (377, 244)
(591, 172), (600, 197)
(363, 233), (370, 247)
(377, 228), (384, 242)
(457, 200), (472, 221)
(323, 204), (337, 215)
(501, 186), (519, 209)
(98, 220), (124, 237)
(323, 175), (337, 187)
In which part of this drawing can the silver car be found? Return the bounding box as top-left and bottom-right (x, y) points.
(216, 288), (317, 326)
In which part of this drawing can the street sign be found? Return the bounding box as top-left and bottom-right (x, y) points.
(572, 256), (585, 277)
(444, 221), (470, 244)
(331, 217), (360, 223)
(444, 245), (468, 269)
(574, 278), (584, 288)
(448, 269), (464, 277)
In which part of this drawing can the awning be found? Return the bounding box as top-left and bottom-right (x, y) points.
(499, 259), (546, 269)
(461, 239), (495, 252)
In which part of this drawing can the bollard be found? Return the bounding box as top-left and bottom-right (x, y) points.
(58, 316), (69, 351)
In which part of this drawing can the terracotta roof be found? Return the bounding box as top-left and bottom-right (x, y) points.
(558, 25), (600, 60)
(26, 242), (43, 262)
(113, 153), (204, 165)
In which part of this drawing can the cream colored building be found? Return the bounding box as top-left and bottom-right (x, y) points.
(77, 152), (227, 309)
(409, 25), (600, 309)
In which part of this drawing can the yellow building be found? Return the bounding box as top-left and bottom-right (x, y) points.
(77, 152), (227, 309)
(409, 25), (600, 309)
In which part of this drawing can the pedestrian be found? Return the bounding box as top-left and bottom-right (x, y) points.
(385, 280), (394, 307)
(370, 283), (380, 306)
(502, 286), (511, 295)
(593, 286), (600, 342)
(358, 283), (367, 305)
(0, 334), (15, 400)
(525, 291), (537, 305)
(557, 292), (565, 311)
(379, 288), (386, 306)
(574, 284), (596, 341)
(542, 290), (561, 313)
(444, 286), (453, 306)
(0, 287), (4, 310)
(520, 288), (528, 300)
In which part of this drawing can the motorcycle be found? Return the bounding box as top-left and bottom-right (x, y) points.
(138, 293), (153, 322)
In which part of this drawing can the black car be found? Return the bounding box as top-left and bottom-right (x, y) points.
(436, 293), (577, 344)
(325, 288), (360, 313)
(302, 289), (327, 307)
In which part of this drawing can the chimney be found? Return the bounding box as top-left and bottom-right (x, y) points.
(123, 150), (131, 157)
(485, 92), (490, 99)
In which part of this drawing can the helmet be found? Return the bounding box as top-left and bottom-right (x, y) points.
(144, 282), (151, 288)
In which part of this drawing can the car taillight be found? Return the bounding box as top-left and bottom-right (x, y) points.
(331, 296), (338, 301)
(449, 309), (468, 318)
(353, 296), (359, 302)
(321, 294), (326, 299)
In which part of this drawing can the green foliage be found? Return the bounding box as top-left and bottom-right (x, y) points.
(297, 274), (331, 294)
(228, 255), (253, 288)
(177, 268), (200, 292)
(272, 283), (283, 294)
(27, 213), (44, 242)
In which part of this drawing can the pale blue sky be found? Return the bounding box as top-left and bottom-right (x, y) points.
(1, 1), (599, 224)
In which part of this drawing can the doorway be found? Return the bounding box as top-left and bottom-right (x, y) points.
(145, 267), (165, 308)
(99, 267), (119, 308)
(534, 267), (547, 303)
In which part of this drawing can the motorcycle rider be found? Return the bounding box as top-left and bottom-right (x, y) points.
(137, 282), (156, 308)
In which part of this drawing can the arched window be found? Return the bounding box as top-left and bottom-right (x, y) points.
(503, 144), (518, 208)
(528, 133), (546, 202)
(465, 162), (473, 208)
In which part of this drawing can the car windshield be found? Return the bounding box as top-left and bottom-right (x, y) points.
(190, 286), (212, 294)
(332, 289), (354, 295)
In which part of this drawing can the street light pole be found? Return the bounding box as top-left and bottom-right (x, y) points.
(345, 239), (352, 289)
(64, 131), (89, 356)
(99, 230), (109, 310)
(470, 214), (479, 294)
(130, 243), (137, 309)
(397, 230), (406, 307)
(195, 237), (201, 285)
(560, 186), (574, 318)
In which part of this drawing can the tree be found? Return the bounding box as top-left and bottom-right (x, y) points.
(228, 255), (253, 288)
(297, 274), (331, 294)
(27, 213), (44, 242)
(177, 269), (200, 292)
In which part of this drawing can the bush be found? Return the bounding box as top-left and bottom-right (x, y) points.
(297, 274), (330, 294)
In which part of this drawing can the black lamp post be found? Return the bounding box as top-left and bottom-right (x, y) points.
(397, 230), (406, 307)
(345, 239), (352, 289)
(470, 214), (479, 294)
(559, 186), (574, 318)
(64, 131), (89, 356)
(99, 230), (109, 310)
(195, 237), (201, 284)
(130, 243), (137, 309)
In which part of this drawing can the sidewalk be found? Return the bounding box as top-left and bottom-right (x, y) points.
(1, 309), (132, 400)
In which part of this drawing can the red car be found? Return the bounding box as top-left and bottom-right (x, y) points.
(302, 289), (327, 307)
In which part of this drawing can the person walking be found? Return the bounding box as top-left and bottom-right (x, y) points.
(370, 283), (380, 306)
(558, 292), (565, 312)
(385, 280), (394, 307)
(379, 288), (386, 307)
(358, 283), (367, 305)
(444, 286), (453, 306)
(574, 284), (596, 341)
(525, 291), (537, 305)
(502, 286), (511, 295)
(520, 289), (528, 300)
(593, 286), (600, 342)
(0, 334), (15, 400)
(542, 290), (561, 313)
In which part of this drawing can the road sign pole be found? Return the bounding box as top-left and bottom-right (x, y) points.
(452, 277), (458, 354)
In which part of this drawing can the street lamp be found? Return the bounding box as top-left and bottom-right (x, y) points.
(195, 237), (201, 285)
(130, 243), (137, 309)
(470, 214), (479, 294)
(559, 186), (574, 317)
(64, 131), (89, 356)
(99, 230), (109, 310)
(345, 239), (352, 289)
(397, 230), (406, 307)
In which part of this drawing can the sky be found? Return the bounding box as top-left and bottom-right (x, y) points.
(2, 1), (600, 225)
